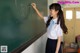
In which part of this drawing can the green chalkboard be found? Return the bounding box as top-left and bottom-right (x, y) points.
(0, 0), (47, 53)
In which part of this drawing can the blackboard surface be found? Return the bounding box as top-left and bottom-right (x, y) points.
(0, 0), (47, 53)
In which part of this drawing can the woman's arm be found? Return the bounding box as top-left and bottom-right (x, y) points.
(31, 3), (44, 19)
(55, 36), (62, 53)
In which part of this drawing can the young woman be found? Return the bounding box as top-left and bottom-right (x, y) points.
(31, 3), (68, 53)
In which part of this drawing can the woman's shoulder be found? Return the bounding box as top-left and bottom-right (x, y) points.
(44, 16), (49, 19)
(43, 16), (49, 23)
(56, 24), (62, 29)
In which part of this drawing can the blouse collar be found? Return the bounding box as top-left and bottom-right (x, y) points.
(52, 17), (58, 24)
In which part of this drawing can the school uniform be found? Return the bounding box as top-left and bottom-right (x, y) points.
(44, 16), (63, 53)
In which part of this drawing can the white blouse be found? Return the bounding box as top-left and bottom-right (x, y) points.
(44, 16), (63, 39)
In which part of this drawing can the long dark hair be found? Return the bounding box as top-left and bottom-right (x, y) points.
(46, 3), (68, 34)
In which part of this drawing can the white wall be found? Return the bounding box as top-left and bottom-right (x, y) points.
(21, 33), (47, 53)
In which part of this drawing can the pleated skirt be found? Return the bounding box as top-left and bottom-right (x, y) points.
(45, 38), (62, 53)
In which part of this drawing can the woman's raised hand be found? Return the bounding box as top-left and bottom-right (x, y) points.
(31, 3), (44, 19)
(31, 3), (36, 9)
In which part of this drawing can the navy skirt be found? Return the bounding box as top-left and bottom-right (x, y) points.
(45, 38), (62, 53)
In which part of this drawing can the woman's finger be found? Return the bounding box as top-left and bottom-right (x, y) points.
(31, 3), (36, 7)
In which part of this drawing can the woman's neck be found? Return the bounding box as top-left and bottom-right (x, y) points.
(53, 15), (58, 19)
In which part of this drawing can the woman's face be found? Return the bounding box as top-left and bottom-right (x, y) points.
(50, 9), (58, 17)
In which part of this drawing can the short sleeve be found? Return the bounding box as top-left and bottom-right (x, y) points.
(43, 16), (48, 23)
(57, 24), (63, 37)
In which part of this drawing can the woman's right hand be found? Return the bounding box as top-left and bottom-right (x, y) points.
(31, 3), (44, 19)
(31, 3), (36, 9)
